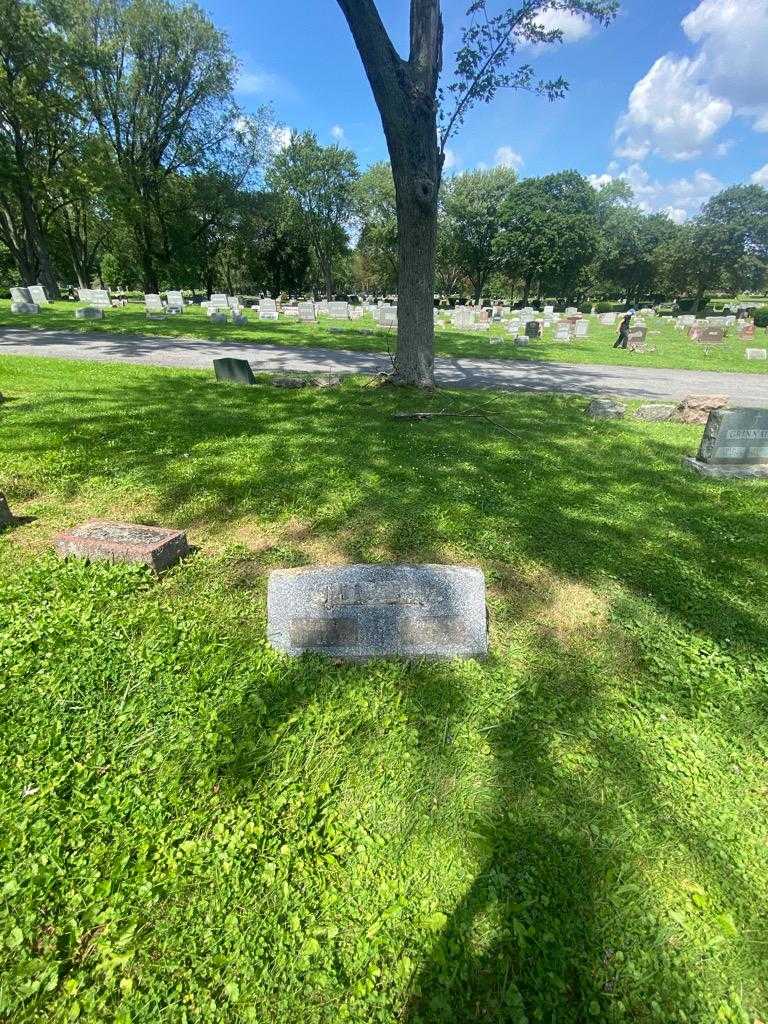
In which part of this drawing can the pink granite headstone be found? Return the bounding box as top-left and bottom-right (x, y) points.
(54, 521), (189, 570)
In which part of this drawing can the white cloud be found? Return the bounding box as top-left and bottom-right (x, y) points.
(443, 148), (458, 170)
(752, 164), (768, 187)
(615, 55), (731, 161)
(588, 164), (723, 221)
(236, 69), (280, 95)
(614, 0), (768, 162)
(530, 9), (593, 46)
(268, 126), (292, 152)
(330, 125), (345, 141)
(682, 0), (768, 129)
(494, 146), (523, 171)
(588, 173), (614, 189)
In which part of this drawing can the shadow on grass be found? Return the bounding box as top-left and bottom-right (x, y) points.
(4, 363), (768, 1020)
(3, 367), (765, 648)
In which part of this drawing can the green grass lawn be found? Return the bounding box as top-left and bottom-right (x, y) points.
(2, 355), (768, 1023)
(2, 299), (767, 374)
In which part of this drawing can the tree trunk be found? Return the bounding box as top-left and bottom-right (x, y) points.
(21, 193), (60, 299)
(336, 0), (442, 387)
(392, 166), (437, 384)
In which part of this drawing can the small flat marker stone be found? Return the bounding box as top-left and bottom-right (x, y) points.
(54, 521), (189, 570)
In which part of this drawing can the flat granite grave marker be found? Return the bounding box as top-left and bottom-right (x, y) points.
(746, 348), (767, 360)
(683, 408), (768, 479)
(54, 521), (190, 570)
(213, 357), (256, 385)
(268, 564), (487, 660)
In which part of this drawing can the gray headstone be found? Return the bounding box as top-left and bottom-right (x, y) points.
(746, 348), (767, 360)
(0, 494), (13, 529)
(696, 408), (768, 466)
(209, 312), (227, 324)
(213, 358), (256, 385)
(635, 403), (676, 422)
(268, 564), (487, 661)
(587, 398), (626, 420)
(11, 302), (39, 314)
(54, 521), (189, 570)
(75, 307), (103, 320)
(525, 320), (541, 339)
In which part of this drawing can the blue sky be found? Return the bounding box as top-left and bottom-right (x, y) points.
(212, 0), (768, 221)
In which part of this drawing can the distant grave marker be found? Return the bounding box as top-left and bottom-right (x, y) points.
(54, 521), (190, 570)
(268, 564), (487, 660)
(746, 348), (767, 360)
(213, 357), (256, 385)
(0, 494), (13, 529)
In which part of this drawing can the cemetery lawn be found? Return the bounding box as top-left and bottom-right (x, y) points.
(3, 354), (768, 1024)
(2, 299), (768, 374)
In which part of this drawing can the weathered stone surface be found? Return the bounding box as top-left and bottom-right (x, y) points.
(271, 376), (307, 389)
(232, 314), (248, 326)
(675, 394), (729, 425)
(311, 374), (342, 389)
(208, 312), (227, 324)
(635, 403), (676, 422)
(268, 564), (487, 661)
(213, 357), (256, 386)
(746, 348), (767, 360)
(11, 301), (39, 314)
(525, 321), (541, 339)
(0, 494), (13, 528)
(54, 521), (189, 570)
(75, 307), (103, 320)
(514, 336), (529, 347)
(682, 457), (768, 479)
(695, 408), (768, 466)
(587, 398), (626, 420)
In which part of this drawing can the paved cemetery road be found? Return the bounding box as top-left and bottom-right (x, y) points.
(2, 326), (768, 407)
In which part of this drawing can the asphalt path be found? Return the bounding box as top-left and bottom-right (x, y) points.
(2, 326), (767, 406)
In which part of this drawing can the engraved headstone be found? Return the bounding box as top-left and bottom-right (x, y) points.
(75, 307), (103, 320)
(525, 320), (541, 339)
(746, 348), (767, 360)
(54, 521), (190, 570)
(699, 326), (724, 346)
(683, 408), (768, 478)
(268, 564), (487, 660)
(213, 357), (256, 385)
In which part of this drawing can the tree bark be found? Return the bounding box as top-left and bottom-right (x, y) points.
(336, 0), (442, 386)
(20, 192), (60, 298)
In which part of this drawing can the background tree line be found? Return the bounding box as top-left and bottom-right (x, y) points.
(2, 0), (767, 306)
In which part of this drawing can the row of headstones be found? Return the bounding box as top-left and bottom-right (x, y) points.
(10, 285), (50, 314)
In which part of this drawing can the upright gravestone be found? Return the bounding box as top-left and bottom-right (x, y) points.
(0, 494), (13, 529)
(213, 357), (256, 385)
(54, 521), (190, 570)
(683, 408), (768, 479)
(268, 564), (487, 660)
(525, 320), (541, 339)
(699, 326), (724, 346)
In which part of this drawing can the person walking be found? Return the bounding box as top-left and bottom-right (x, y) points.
(613, 310), (633, 349)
